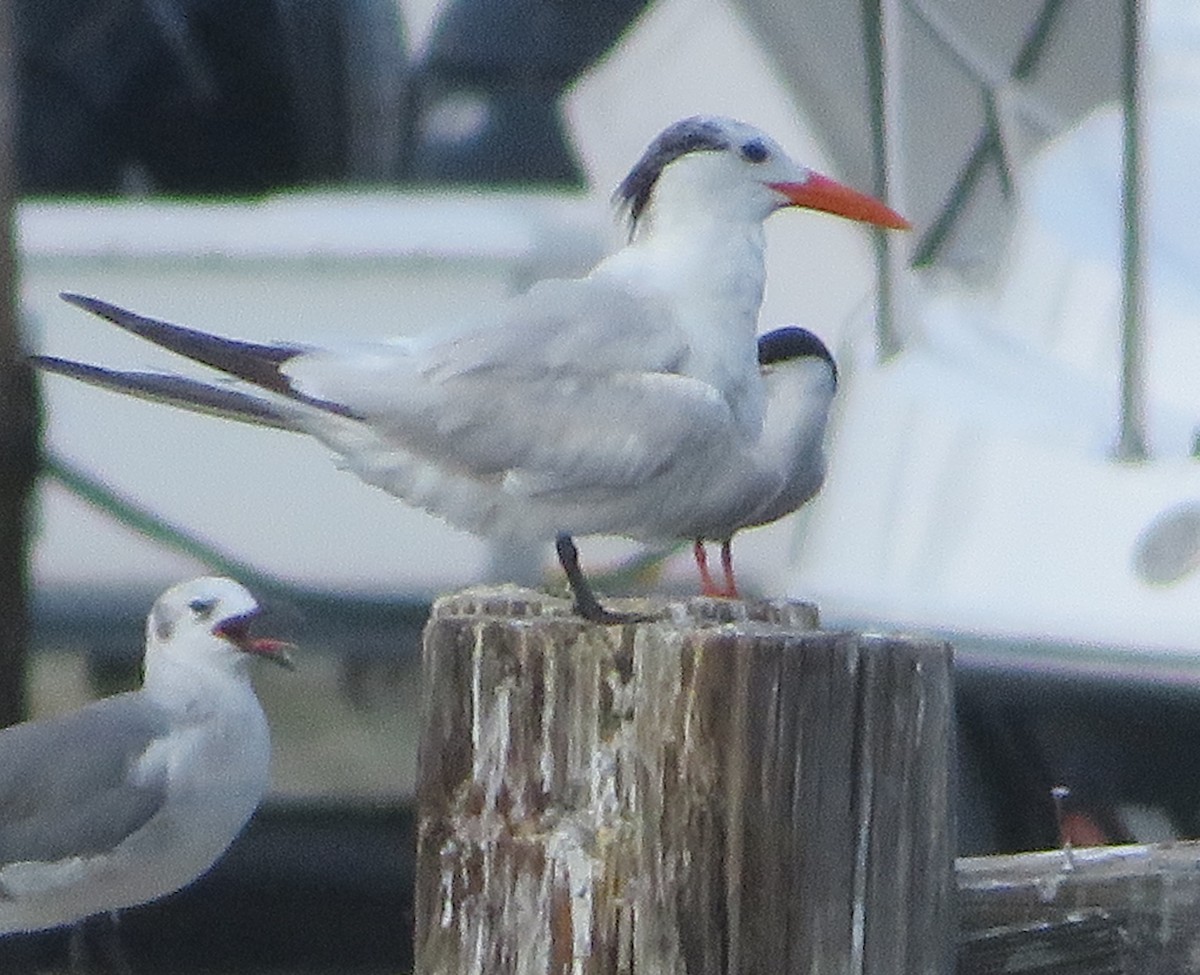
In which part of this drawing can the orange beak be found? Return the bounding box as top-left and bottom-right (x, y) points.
(769, 173), (910, 230)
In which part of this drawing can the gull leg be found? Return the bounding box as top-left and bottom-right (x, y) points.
(556, 534), (651, 624)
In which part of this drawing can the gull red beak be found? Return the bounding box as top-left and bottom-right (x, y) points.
(769, 173), (910, 230)
(214, 613), (296, 669)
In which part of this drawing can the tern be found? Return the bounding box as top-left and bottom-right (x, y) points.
(0, 577), (292, 937)
(35, 116), (906, 622)
(690, 325), (837, 599)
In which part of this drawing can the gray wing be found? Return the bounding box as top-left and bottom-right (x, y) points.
(0, 694), (171, 865)
(285, 277), (732, 491)
(412, 278), (689, 380)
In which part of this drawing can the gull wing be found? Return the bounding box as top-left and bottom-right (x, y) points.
(0, 694), (171, 867)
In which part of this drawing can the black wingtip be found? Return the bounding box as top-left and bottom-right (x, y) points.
(55, 292), (360, 419)
(60, 292), (116, 317)
(33, 353), (113, 384)
(33, 354), (298, 430)
(58, 292), (300, 394)
(32, 349), (130, 387)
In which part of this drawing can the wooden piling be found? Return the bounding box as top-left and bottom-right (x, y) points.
(414, 585), (955, 975)
(958, 841), (1200, 973)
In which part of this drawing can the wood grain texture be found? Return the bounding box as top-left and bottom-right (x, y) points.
(415, 586), (954, 975)
(958, 841), (1200, 973)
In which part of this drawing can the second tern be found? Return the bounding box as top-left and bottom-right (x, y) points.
(690, 325), (837, 599)
(36, 115), (906, 621)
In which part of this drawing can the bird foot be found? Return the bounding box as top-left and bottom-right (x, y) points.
(573, 597), (654, 625)
(556, 534), (653, 625)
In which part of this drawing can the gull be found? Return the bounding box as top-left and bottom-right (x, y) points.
(0, 577), (292, 937)
(35, 115), (907, 622)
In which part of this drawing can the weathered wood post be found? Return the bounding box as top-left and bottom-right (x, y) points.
(415, 585), (954, 974)
(0, 0), (39, 729)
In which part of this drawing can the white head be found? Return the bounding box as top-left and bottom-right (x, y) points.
(143, 577), (293, 686)
(758, 326), (838, 442)
(615, 116), (909, 236)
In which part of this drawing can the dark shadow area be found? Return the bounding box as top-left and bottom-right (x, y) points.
(957, 651), (1200, 855)
(15, 0), (652, 196)
(0, 801), (417, 974)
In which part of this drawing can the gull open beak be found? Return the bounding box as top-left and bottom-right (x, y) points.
(769, 173), (910, 230)
(214, 613), (296, 670)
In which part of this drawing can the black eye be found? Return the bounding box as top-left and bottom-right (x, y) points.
(740, 139), (769, 163)
(189, 597), (217, 619)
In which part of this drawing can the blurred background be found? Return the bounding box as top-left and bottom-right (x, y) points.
(5, 0), (1200, 970)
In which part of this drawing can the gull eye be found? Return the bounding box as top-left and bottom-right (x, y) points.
(739, 139), (769, 164)
(189, 597), (217, 619)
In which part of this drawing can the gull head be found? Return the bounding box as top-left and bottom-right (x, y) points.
(146, 577), (294, 677)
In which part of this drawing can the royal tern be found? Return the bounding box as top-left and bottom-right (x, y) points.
(36, 116), (906, 621)
(0, 578), (292, 937)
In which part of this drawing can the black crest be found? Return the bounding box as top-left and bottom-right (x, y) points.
(614, 117), (731, 225)
(758, 326), (837, 383)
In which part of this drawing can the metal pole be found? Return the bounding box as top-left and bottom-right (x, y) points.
(1116, 0), (1147, 461)
(863, 0), (908, 360)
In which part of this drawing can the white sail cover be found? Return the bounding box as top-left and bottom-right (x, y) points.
(734, 0), (1123, 279)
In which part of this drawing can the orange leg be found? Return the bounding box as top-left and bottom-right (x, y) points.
(719, 538), (740, 599)
(694, 539), (738, 598)
(694, 540), (725, 596)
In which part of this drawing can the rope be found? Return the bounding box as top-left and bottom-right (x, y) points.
(41, 451), (284, 596)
